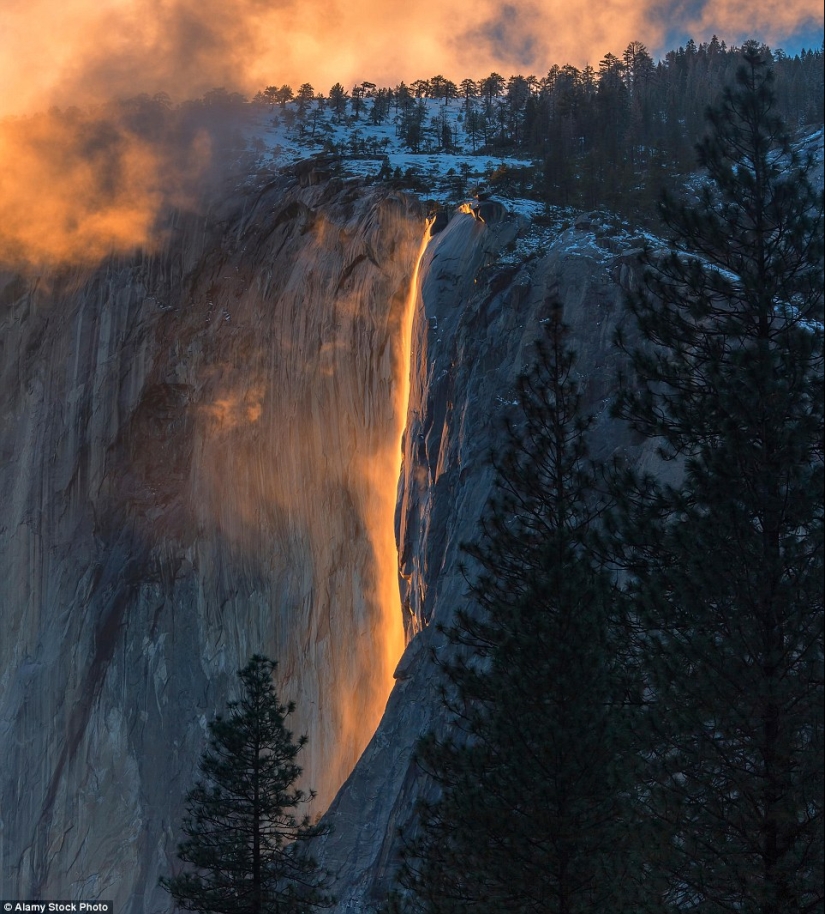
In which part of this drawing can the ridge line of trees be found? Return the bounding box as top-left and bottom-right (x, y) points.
(254, 37), (822, 215)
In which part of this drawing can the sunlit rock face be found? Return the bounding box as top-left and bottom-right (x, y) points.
(0, 177), (423, 909)
(316, 207), (656, 910)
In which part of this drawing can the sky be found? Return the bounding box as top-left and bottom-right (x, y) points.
(1, 0), (822, 119)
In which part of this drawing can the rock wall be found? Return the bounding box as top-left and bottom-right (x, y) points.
(1, 173), (657, 910)
(316, 205), (656, 910)
(0, 177), (424, 909)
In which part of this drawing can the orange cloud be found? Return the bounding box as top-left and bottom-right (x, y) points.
(1, 0), (266, 117)
(2, 0), (822, 124)
(0, 0), (765, 124)
(0, 102), (212, 266)
(0, 108), (159, 266)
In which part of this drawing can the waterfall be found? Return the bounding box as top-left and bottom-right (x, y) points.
(371, 221), (433, 689)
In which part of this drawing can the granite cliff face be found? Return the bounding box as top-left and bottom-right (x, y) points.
(315, 204), (656, 910)
(0, 177), (423, 908)
(0, 174), (650, 909)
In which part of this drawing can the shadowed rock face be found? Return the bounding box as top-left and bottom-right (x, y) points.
(0, 178), (424, 909)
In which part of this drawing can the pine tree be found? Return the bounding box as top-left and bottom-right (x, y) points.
(160, 655), (334, 914)
(612, 47), (824, 913)
(395, 313), (639, 913)
(327, 83), (348, 119)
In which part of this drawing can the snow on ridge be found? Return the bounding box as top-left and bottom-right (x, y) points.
(240, 96), (557, 258)
(239, 97), (821, 273)
(242, 97), (536, 198)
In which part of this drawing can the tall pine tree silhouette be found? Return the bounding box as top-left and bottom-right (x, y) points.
(161, 655), (334, 914)
(612, 46), (824, 913)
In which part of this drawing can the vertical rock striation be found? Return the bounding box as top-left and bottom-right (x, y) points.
(0, 177), (423, 909)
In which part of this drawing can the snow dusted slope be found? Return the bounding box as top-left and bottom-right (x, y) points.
(243, 95), (535, 198)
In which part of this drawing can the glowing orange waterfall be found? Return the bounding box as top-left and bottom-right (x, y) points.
(371, 221), (432, 701)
